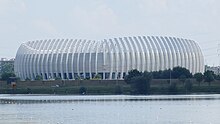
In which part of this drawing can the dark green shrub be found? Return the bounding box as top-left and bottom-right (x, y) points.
(204, 70), (215, 86)
(114, 85), (122, 95)
(35, 75), (43, 80)
(1, 72), (16, 81)
(185, 79), (192, 93)
(26, 88), (32, 94)
(169, 83), (177, 94)
(79, 87), (87, 95)
(55, 77), (61, 80)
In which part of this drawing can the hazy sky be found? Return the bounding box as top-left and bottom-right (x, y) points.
(0, 0), (220, 66)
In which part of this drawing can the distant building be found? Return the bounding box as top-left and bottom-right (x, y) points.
(14, 36), (204, 80)
(205, 65), (220, 75)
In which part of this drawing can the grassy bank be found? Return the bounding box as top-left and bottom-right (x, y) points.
(0, 79), (220, 95)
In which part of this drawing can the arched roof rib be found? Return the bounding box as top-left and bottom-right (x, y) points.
(14, 36), (204, 80)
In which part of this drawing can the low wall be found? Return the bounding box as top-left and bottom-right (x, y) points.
(1, 79), (220, 95)
(15, 80), (127, 88)
(6, 79), (219, 87)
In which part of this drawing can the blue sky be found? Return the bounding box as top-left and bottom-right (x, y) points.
(0, 0), (220, 66)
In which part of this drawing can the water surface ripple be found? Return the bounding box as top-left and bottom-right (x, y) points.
(0, 94), (220, 124)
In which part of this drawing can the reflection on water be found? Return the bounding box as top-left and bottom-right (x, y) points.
(0, 94), (220, 124)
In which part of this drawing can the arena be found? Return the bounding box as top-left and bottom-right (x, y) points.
(14, 36), (204, 80)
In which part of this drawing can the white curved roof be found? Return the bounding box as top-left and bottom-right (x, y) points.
(15, 36), (204, 80)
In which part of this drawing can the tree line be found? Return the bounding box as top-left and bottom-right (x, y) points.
(124, 66), (218, 95)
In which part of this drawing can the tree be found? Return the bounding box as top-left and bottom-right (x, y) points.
(214, 74), (220, 80)
(172, 66), (192, 79)
(152, 70), (163, 79)
(124, 70), (152, 95)
(35, 75), (43, 81)
(94, 74), (102, 80)
(130, 76), (150, 94)
(0, 62), (15, 81)
(204, 70), (214, 86)
(185, 79), (192, 93)
(1, 72), (15, 81)
(55, 76), (61, 80)
(179, 74), (187, 85)
(143, 71), (153, 82)
(151, 67), (192, 79)
(0, 63), (14, 74)
(124, 69), (142, 84)
(194, 73), (203, 86)
(161, 69), (171, 79)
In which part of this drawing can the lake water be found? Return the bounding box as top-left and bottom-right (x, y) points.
(0, 94), (220, 124)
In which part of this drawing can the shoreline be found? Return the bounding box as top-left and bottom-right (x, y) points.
(1, 79), (220, 95)
(1, 94), (220, 104)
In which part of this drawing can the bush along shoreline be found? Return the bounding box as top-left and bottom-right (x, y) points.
(1, 67), (220, 95)
(1, 79), (220, 95)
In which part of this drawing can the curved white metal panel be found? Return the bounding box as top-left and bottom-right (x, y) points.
(14, 36), (204, 80)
